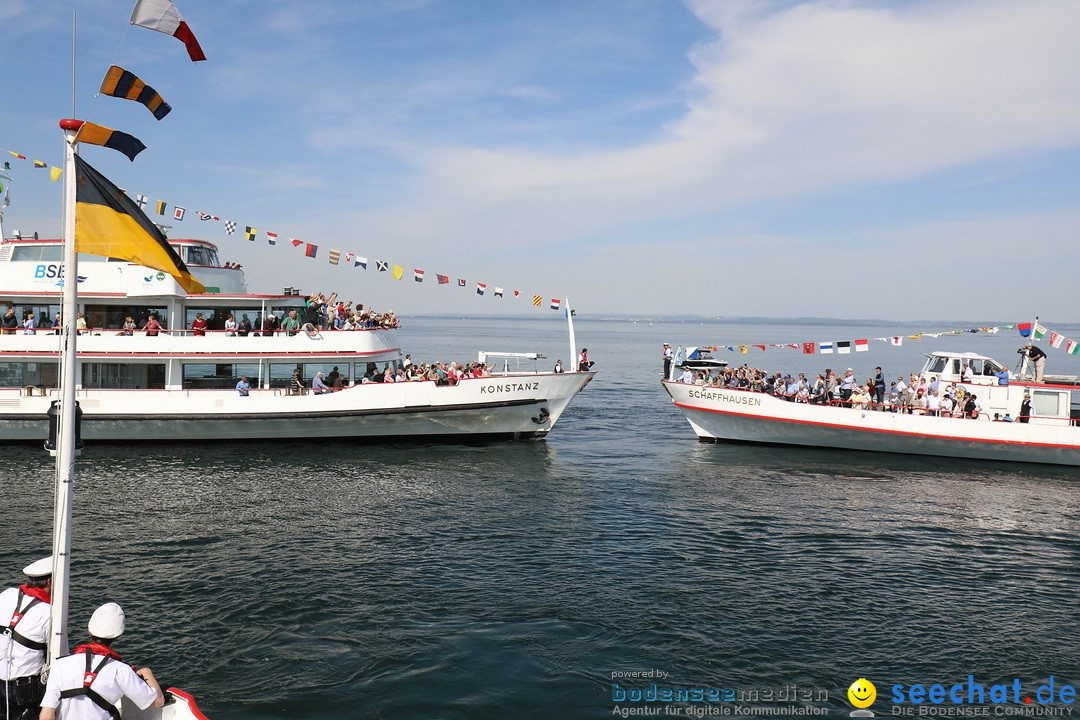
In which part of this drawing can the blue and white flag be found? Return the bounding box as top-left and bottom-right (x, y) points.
(819, 341), (834, 354)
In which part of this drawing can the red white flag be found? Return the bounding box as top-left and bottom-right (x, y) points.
(130, 0), (207, 62)
(414, 269), (424, 283)
(802, 342), (815, 355)
(854, 338), (869, 352)
(1050, 331), (1064, 348)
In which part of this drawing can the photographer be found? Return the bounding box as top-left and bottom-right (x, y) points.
(1024, 343), (1047, 383)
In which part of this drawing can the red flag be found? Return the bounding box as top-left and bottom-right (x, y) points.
(803, 342), (815, 355)
(304, 243), (318, 258)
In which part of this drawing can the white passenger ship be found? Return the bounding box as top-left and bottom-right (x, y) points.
(0, 218), (593, 444)
(663, 349), (1080, 466)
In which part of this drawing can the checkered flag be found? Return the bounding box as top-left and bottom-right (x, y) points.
(224, 220), (237, 235)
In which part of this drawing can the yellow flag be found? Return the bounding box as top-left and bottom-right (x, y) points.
(50, 167), (63, 182)
(392, 265), (404, 280)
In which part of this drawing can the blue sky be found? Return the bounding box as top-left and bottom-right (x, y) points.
(2, 0), (1079, 321)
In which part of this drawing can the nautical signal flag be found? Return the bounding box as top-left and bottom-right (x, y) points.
(129, 0), (206, 62)
(819, 341), (834, 354)
(437, 274), (448, 284)
(494, 287), (504, 297)
(803, 342), (815, 355)
(855, 338), (869, 352)
(173, 206), (186, 221)
(74, 122), (146, 162)
(550, 298), (560, 310)
(477, 283), (486, 296)
(392, 265), (403, 280)
(329, 249), (340, 265)
(306, 243), (318, 259)
(457, 278), (466, 287)
(245, 226), (256, 242)
(99, 66), (172, 120)
(891, 336), (903, 346)
(74, 154), (204, 294)
(33, 160), (47, 168)
(155, 200), (166, 215)
(355, 257), (367, 269)
(836, 341), (851, 354)
(533, 295), (542, 307)
(266, 231), (278, 245)
(377, 261), (389, 272)
(414, 269), (424, 282)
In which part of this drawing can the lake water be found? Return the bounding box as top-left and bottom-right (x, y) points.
(2, 316), (1078, 719)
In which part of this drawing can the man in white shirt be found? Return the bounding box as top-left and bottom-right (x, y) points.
(39, 603), (163, 720)
(1, 557), (52, 719)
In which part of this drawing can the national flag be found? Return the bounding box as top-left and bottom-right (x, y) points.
(50, 167), (62, 182)
(136, 194), (148, 209)
(1017, 323), (1032, 337)
(802, 342), (815, 355)
(129, 0), (207, 62)
(173, 206), (186, 221)
(477, 283), (486, 296)
(494, 287), (503, 297)
(1033, 323), (1047, 341)
(457, 278), (466, 287)
(355, 257), (368, 269)
(73, 154), (204, 293)
(33, 160), (47, 168)
(377, 261), (389, 272)
(74, 122), (146, 162)
(1067, 340), (1080, 355)
(305, 243), (318, 259)
(1050, 331), (1064, 348)
(437, 274), (448, 284)
(891, 336), (903, 346)
(414, 269), (424, 282)
(224, 220), (236, 235)
(265, 231), (278, 245)
(328, 249), (340, 265)
(99, 65), (172, 120)
(854, 338), (869, 352)
(245, 226), (256, 242)
(837, 341), (851, 354)
(819, 342), (834, 354)
(550, 298), (560, 310)
(533, 295), (542, 307)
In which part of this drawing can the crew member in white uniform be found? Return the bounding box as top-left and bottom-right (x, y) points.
(39, 603), (163, 720)
(1, 556), (52, 720)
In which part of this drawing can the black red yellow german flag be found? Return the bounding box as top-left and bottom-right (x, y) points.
(74, 154), (205, 294)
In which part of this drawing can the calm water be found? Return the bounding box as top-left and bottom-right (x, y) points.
(2, 317), (1078, 719)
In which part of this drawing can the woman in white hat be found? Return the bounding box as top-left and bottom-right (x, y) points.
(40, 603), (164, 720)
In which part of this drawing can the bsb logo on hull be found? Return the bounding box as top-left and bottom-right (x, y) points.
(34, 264), (87, 287)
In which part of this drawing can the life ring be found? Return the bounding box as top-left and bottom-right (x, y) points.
(302, 323), (320, 338)
(954, 386), (966, 401)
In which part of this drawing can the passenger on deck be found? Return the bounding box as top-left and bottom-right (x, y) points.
(678, 367), (693, 384)
(1025, 343), (1047, 383)
(191, 313), (207, 337)
(144, 315), (163, 336)
(236, 376), (250, 396)
(995, 367), (1009, 385)
(312, 372), (329, 394)
(238, 314), (252, 336)
(224, 314), (237, 336)
(119, 317), (136, 336)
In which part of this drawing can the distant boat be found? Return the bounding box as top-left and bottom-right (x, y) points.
(663, 349), (1080, 466)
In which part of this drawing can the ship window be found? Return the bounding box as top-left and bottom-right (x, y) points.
(185, 246), (215, 266)
(11, 245), (64, 261)
(1032, 391), (1062, 418)
(182, 363), (259, 389)
(927, 357), (947, 374)
(0, 361), (59, 388)
(81, 363), (165, 389)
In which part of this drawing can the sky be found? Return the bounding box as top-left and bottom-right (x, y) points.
(2, 0), (1079, 322)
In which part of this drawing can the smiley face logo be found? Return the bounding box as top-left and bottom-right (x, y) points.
(848, 678), (876, 709)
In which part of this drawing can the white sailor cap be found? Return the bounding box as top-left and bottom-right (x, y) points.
(23, 556), (52, 578)
(88, 603), (125, 639)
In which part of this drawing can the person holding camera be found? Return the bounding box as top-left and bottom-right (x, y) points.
(1024, 343), (1047, 382)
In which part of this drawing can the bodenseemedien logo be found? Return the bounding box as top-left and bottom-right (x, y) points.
(848, 678), (877, 717)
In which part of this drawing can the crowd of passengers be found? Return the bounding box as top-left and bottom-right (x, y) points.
(677, 364), (1019, 420)
(290, 357), (495, 394)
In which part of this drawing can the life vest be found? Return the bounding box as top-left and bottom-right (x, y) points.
(58, 646), (124, 720)
(1, 588), (48, 652)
